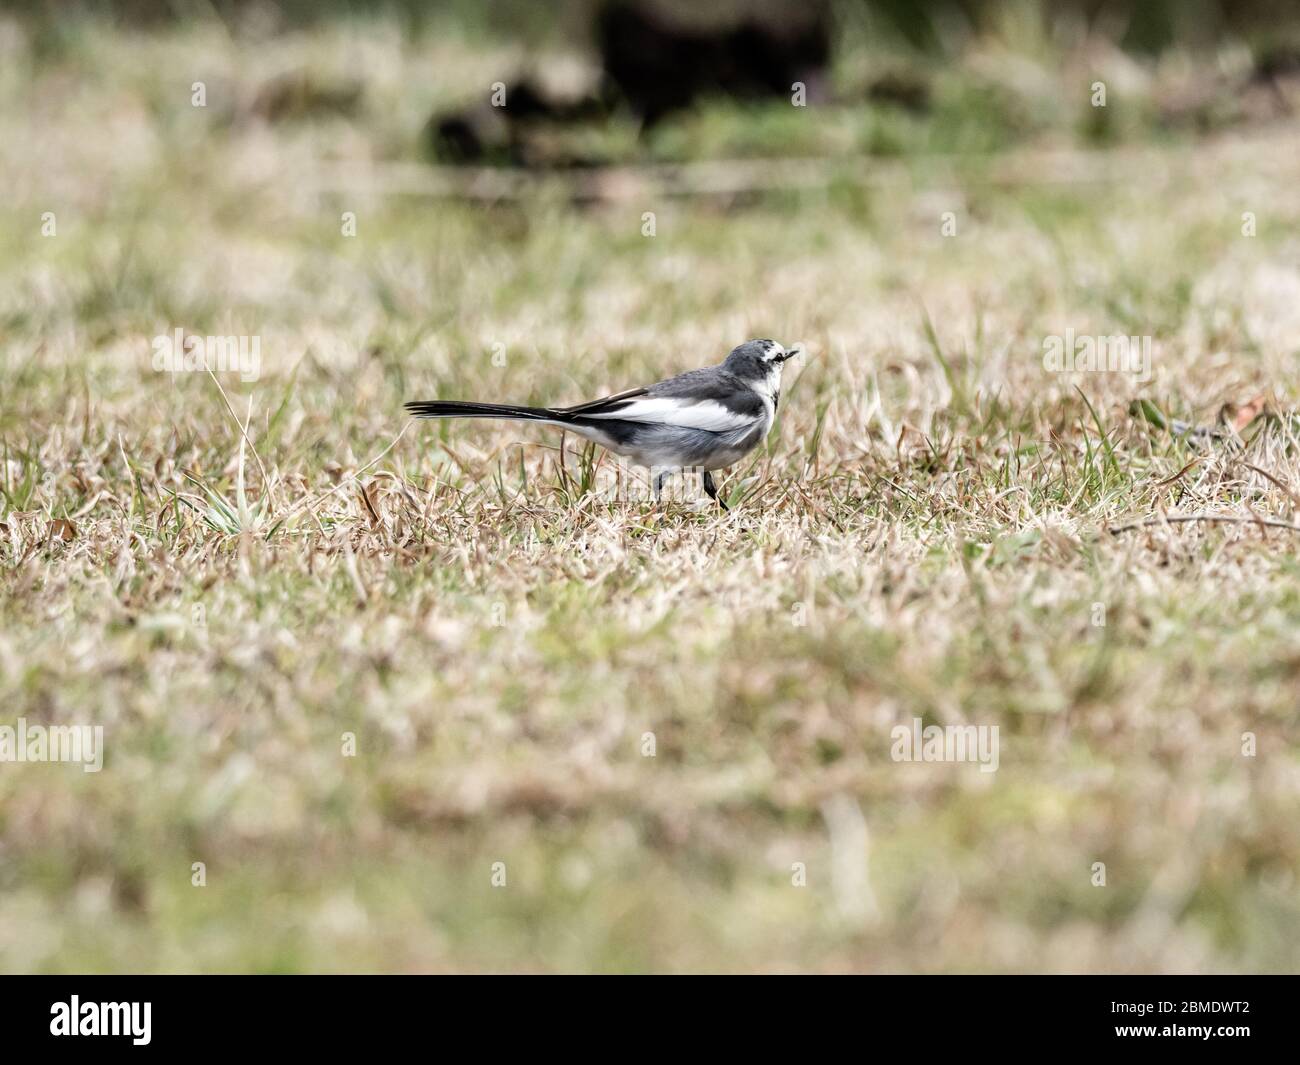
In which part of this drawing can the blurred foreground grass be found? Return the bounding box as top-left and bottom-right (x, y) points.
(0, 10), (1299, 972)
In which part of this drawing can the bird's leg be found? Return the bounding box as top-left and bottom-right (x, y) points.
(654, 468), (671, 503)
(703, 471), (729, 511)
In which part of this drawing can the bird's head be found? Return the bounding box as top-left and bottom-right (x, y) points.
(723, 338), (801, 381)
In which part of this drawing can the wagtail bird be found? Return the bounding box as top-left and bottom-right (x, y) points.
(405, 338), (799, 507)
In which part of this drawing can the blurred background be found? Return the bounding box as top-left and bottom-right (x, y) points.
(7, 0), (1300, 176)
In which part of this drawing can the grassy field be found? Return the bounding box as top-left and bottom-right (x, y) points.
(1, 11), (1299, 972)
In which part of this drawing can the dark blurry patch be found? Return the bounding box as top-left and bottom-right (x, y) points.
(425, 0), (832, 166)
(425, 79), (614, 168)
(1157, 42), (1300, 130)
(1246, 43), (1300, 117)
(597, 0), (831, 127)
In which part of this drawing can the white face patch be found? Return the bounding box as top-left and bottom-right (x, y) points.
(749, 363), (784, 413)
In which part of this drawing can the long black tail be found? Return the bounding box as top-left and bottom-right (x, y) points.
(404, 400), (573, 423)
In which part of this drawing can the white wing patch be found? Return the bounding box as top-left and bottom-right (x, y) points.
(583, 396), (757, 432)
